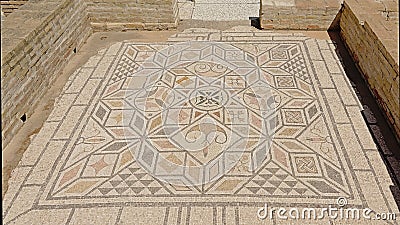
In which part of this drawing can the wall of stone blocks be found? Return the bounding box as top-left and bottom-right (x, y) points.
(1, 0), (92, 148)
(1, 0), (29, 15)
(85, 0), (179, 31)
(260, 0), (341, 30)
(340, 2), (400, 140)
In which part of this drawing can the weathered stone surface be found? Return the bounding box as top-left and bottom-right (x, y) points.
(0, 0), (30, 15)
(85, 0), (179, 31)
(260, 0), (342, 30)
(1, 0), (181, 149)
(340, 0), (400, 141)
(1, 0), (92, 148)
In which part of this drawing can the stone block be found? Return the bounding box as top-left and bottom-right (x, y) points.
(340, 1), (400, 140)
(1, 0), (92, 148)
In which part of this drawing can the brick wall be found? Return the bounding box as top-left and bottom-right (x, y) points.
(260, 0), (341, 30)
(340, 1), (400, 140)
(1, 0), (92, 147)
(86, 0), (179, 31)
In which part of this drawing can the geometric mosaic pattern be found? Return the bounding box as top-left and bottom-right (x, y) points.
(43, 41), (346, 200)
(3, 27), (399, 224)
(49, 41), (350, 199)
(119, 42), (275, 186)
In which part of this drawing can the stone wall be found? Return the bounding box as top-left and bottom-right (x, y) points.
(340, 0), (400, 140)
(0, 0), (29, 16)
(1, 0), (92, 147)
(260, 0), (341, 30)
(86, 0), (179, 31)
(1, 0), (181, 149)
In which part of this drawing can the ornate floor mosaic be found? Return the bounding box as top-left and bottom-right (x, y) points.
(3, 27), (399, 224)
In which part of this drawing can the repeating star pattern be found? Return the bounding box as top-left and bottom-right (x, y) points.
(49, 42), (350, 199)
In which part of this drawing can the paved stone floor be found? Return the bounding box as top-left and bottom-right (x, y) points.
(3, 27), (400, 224)
(178, 0), (259, 21)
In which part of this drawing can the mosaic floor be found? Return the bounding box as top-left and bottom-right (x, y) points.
(3, 27), (399, 224)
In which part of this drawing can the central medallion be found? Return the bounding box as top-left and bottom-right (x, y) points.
(189, 86), (228, 111)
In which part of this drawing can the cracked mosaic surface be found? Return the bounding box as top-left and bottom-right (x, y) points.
(3, 27), (399, 224)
